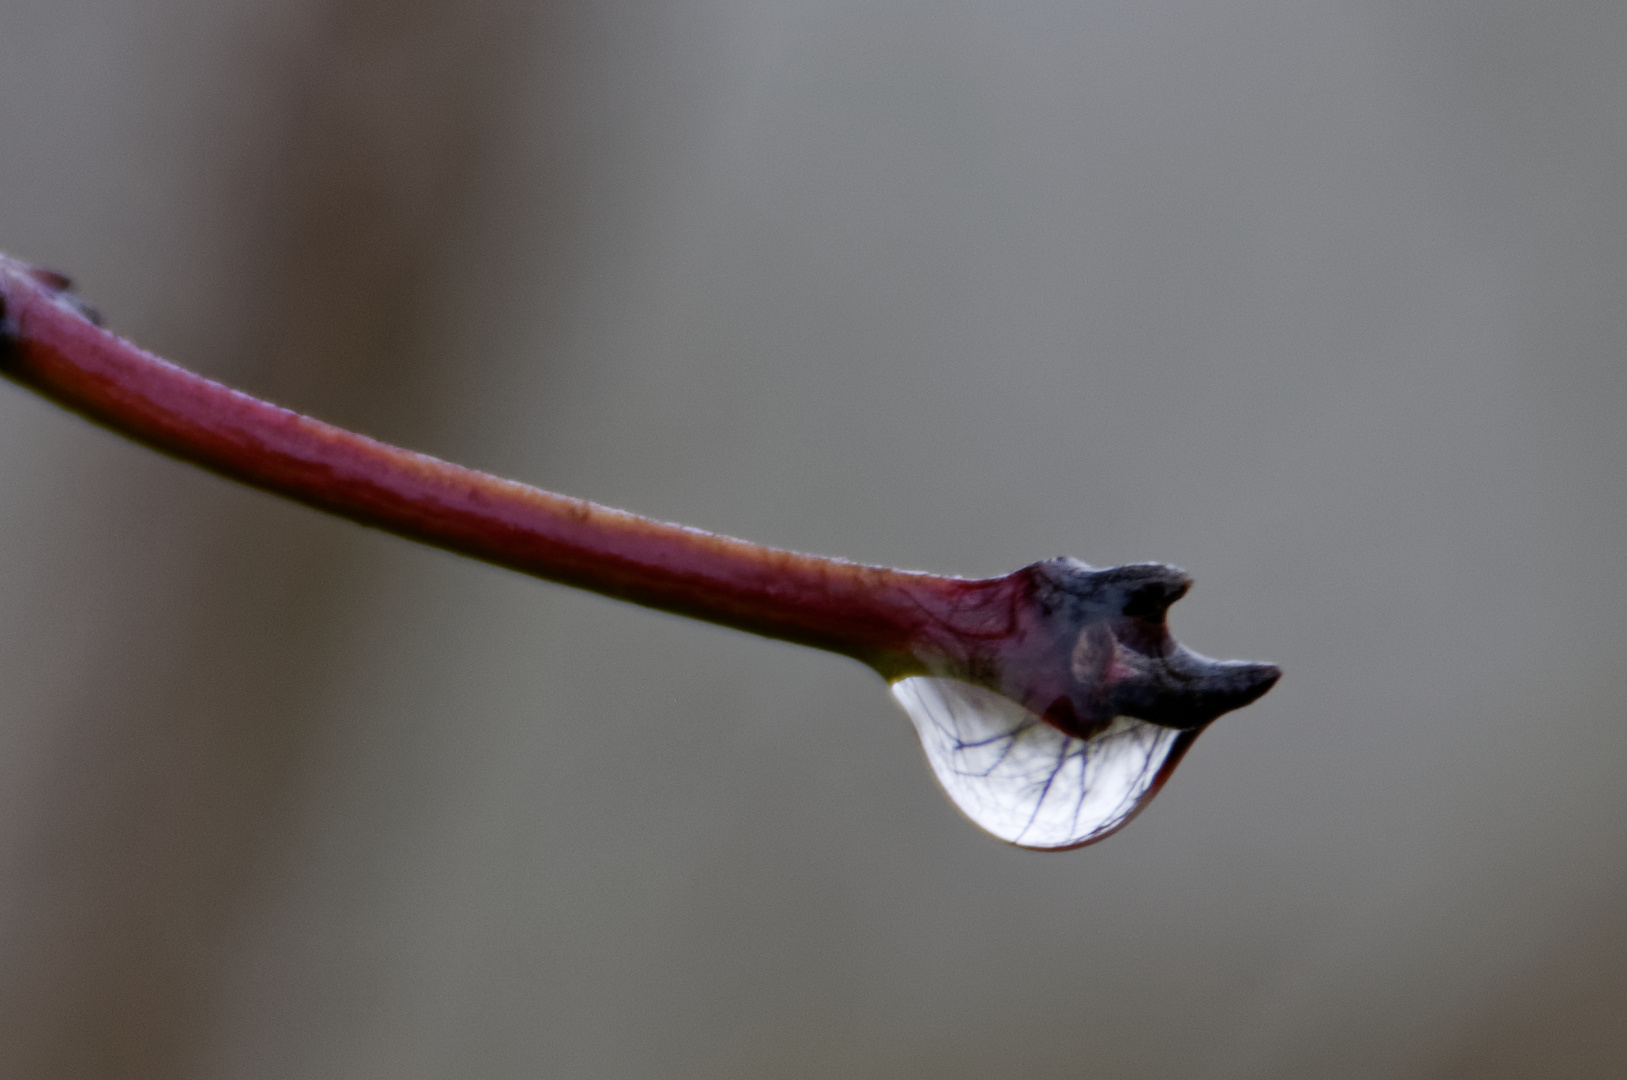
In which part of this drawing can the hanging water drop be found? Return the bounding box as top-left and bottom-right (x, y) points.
(0, 256), (1281, 852)
(891, 677), (1197, 850)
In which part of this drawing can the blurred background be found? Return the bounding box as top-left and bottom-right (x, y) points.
(0, 0), (1623, 1076)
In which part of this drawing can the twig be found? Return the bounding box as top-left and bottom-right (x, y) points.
(0, 252), (1279, 847)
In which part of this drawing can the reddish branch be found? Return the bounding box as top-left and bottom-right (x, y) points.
(0, 253), (1277, 737)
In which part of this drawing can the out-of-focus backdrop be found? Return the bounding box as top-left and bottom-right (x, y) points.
(0, 1), (1623, 1077)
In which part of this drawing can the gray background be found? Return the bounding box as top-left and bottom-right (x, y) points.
(0, 0), (1623, 1076)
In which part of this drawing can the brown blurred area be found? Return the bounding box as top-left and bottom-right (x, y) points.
(0, 1), (1623, 1077)
(0, 1), (541, 1073)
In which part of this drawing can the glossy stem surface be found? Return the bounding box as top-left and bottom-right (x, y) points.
(0, 255), (977, 672)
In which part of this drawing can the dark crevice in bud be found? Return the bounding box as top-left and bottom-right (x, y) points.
(1121, 576), (1189, 620)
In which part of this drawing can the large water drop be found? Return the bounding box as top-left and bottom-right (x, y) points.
(890, 677), (1194, 849)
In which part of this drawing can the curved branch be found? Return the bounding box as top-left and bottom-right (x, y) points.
(0, 254), (959, 669)
(0, 251), (1280, 849)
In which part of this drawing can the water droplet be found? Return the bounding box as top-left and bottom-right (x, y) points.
(890, 676), (1196, 849)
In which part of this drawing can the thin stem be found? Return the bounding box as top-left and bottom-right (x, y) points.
(0, 255), (974, 672)
(0, 253), (1277, 739)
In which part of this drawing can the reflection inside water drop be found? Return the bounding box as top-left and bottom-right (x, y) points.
(890, 677), (1194, 850)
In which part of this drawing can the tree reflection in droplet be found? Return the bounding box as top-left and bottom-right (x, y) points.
(892, 677), (1198, 850)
